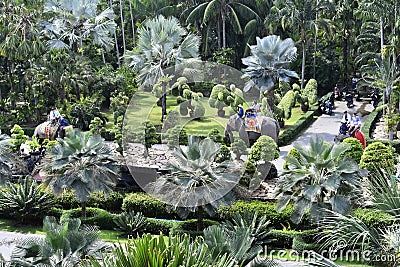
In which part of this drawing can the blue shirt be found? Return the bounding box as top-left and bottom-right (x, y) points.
(238, 107), (244, 118)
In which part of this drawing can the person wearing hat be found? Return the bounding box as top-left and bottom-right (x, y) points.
(237, 104), (244, 120)
(339, 119), (349, 136)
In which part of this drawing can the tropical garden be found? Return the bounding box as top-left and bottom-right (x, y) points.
(0, 0), (399, 266)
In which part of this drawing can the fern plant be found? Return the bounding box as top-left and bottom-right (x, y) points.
(113, 211), (148, 237)
(0, 177), (55, 224)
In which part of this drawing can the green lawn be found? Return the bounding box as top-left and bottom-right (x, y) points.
(108, 92), (308, 136)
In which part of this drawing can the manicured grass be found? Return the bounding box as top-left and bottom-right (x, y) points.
(284, 106), (305, 127)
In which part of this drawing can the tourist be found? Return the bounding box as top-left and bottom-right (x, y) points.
(251, 100), (260, 113)
(237, 104), (244, 120)
(350, 113), (361, 135)
(342, 111), (351, 125)
(339, 120), (349, 136)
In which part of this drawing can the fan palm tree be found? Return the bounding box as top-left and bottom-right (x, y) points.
(267, 0), (333, 89)
(41, 0), (116, 53)
(146, 136), (242, 230)
(275, 135), (363, 224)
(11, 216), (109, 266)
(40, 130), (119, 218)
(124, 15), (199, 122)
(242, 35), (299, 110)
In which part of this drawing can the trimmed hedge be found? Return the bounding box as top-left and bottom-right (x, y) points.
(361, 108), (400, 153)
(122, 193), (178, 219)
(278, 107), (318, 146)
(146, 218), (178, 235)
(217, 200), (309, 230)
(170, 219), (220, 236)
(351, 208), (394, 228)
(61, 208), (116, 230)
(292, 229), (320, 252)
(360, 141), (396, 172)
(266, 229), (297, 249)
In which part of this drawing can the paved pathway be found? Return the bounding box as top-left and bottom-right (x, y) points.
(273, 98), (373, 172)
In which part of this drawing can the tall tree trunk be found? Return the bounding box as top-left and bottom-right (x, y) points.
(81, 202), (87, 218)
(102, 50), (106, 64)
(129, 1), (136, 46)
(217, 17), (221, 50)
(119, 0), (126, 54)
(109, 0), (121, 67)
(161, 82), (167, 122)
(196, 206), (204, 231)
(342, 35), (348, 86)
(301, 28), (306, 90)
(313, 25), (317, 79)
(221, 10), (226, 51)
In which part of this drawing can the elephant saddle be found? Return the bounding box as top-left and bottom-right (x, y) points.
(38, 121), (60, 140)
(244, 112), (261, 133)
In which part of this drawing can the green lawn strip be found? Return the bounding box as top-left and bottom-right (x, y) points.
(0, 219), (129, 243)
(268, 249), (372, 267)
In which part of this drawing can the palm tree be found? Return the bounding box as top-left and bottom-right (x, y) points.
(242, 35), (299, 110)
(185, 0), (260, 55)
(0, 135), (25, 185)
(11, 216), (109, 266)
(41, 0), (116, 53)
(146, 136), (242, 230)
(124, 15), (199, 122)
(268, 0), (333, 89)
(275, 135), (363, 224)
(40, 130), (119, 218)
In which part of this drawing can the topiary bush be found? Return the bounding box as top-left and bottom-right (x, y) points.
(122, 193), (178, 219)
(359, 141), (396, 172)
(292, 83), (300, 92)
(278, 80), (291, 96)
(351, 208), (394, 228)
(266, 229), (297, 249)
(283, 148), (303, 170)
(208, 128), (224, 144)
(217, 200), (307, 230)
(277, 90), (296, 119)
(291, 229), (320, 252)
(87, 191), (125, 212)
(231, 139), (248, 160)
(61, 207), (116, 230)
(170, 219), (219, 236)
(248, 136), (280, 164)
(10, 124), (28, 151)
(53, 190), (80, 210)
(302, 79), (318, 104)
(215, 144), (232, 163)
(146, 218), (177, 234)
(340, 137), (364, 164)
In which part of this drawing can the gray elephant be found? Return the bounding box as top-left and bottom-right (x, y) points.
(225, 114), (280, 147)
(34, 121), (72, 141)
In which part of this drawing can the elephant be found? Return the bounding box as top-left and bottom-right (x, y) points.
(34, 121), (72, 141)
(225, 114), (280, 147)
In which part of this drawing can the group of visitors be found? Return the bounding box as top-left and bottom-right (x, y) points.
(339, 110), (361, 136)
(48, 107), (69, 128)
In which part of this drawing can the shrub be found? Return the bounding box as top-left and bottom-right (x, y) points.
(53, 190), (80, 210)
(191, 100), (205, 118)
(87, 191), (125, 212)
(122, 193), (178, 219)
(10, 124), (28, 151)
(248, 136), (279, 164)
(266, 229), (297, 249)
(218, 200), (303, 229)
(163, 110), (181, 131)
(351, 208), (394, 228)
(61, 207), (116, 230)
(292, 229), (320, 252)
(340, 137), (364, 164)
(146, 218), (177, 234)
(283, 148), (303, 170)
(302, 79), (318, 104)
(209, 84), (243, 114)
(208, 128), (224, 144)
(360, 141), (395, 172)
(113, 211), (148, 236)
(170, 219), (219, 236)
(278, 80), (291, 96)
(215, 144), (232, 163)
(277, 90), (296, 119)
(292, 83), (300, 92)
(231, 139), (248, 160)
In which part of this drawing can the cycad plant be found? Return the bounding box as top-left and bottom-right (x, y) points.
(275, 135), (363, 224)
(40, 130), (119, 218)
(84, 233), (237, 267)
(0, 177), (55, 224)
(113, 211), (148, 237)
(146, 136), (242, 230)
(11, 216), (109, 267)
(0, 136), (25, 185)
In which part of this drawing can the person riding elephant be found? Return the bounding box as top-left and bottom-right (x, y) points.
(225, 114), (280, 147)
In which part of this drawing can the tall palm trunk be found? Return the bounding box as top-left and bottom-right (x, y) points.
(129, 1), (135, 46)
(161, 82), (167, 122)
(119, 0), (126, 54)
(81, 201), (87, 218)
(217, 18), (221, 50)
(342, 35), (348, 86)
(196, 206), (204, 231)
(221, 9), (226, 51)
(301, 28), (306, 90)
(109, 0), (121, 67)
